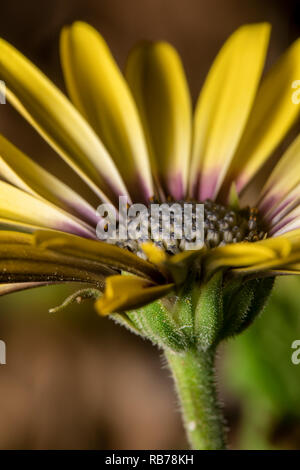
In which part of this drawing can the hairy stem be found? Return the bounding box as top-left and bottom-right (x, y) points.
(165, 347), (226, 450)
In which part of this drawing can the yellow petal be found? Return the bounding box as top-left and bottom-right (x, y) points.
(0, 134), (98, 226)
(205, 232), (300, 277)
(34, 230), (164, 283)
(273, 229), (300, 255)
(0, 37), (128, 204)
(95, 274), (174, 315)
(271, 207), (300, 236)
(261, 185), (300, 228)
(0, 282), (50, 296)
(0, 257), (106, 287)
(126, 41), (192, 199)
(0, 236), (115, 286)
(276, 263), (300, 273)
(204, 241), (277, 274)
(190, 23), (270, 200)
(141, 242), (167, 264)
(279, 228), (300, 246)
(255, 236), (292, 257)
(0, 231), (32, 244)
(232, 256), (300, 276)
(260, 134), (300, 198)
(0, 181), (94, 238)
(229, 38), (300, 193)
(60, 22), (153, 203)
(259, 134), (300, 217)
(0, 217), (55, 234)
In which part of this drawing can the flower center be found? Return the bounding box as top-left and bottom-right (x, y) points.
(202, 199), (267, 247)
(110, 199), (267, 258)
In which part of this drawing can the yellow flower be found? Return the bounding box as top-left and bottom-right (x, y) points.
(0, 21), (300, 316)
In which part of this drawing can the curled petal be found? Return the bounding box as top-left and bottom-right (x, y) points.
(95, 274), (174, 315)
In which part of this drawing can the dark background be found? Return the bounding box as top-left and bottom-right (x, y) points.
(0, 0), (300, 449)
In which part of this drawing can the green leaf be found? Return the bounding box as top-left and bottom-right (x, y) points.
(224, 276), (300, 449)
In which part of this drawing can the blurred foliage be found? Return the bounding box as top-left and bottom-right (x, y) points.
(224, 275), (300, 449)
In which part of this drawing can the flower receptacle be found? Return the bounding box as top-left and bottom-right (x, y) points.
(119, 273), (275, 352)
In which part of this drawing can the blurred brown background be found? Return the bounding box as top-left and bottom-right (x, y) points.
(0, 0), (300, 449)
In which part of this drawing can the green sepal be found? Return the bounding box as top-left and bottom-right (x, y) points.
(221, 277), (275, 339)
(110, 313), (144, 337)
(170, 281), (195, 345)
(194, 272), (223, 350)
(220, 280), (255, 339)
(222, 277), (242, 313)
(49, 287), (101, 313)
(126, 297), (191, 352)
(115, 272), (274, 353)
(234, 277), (275, 335)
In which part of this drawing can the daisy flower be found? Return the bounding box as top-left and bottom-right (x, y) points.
(0, 21), (300, 449)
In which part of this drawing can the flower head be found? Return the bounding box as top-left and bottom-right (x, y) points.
(0, 21), (300, 344)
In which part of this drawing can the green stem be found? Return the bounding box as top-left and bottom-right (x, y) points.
(165, 347), (226, 450)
